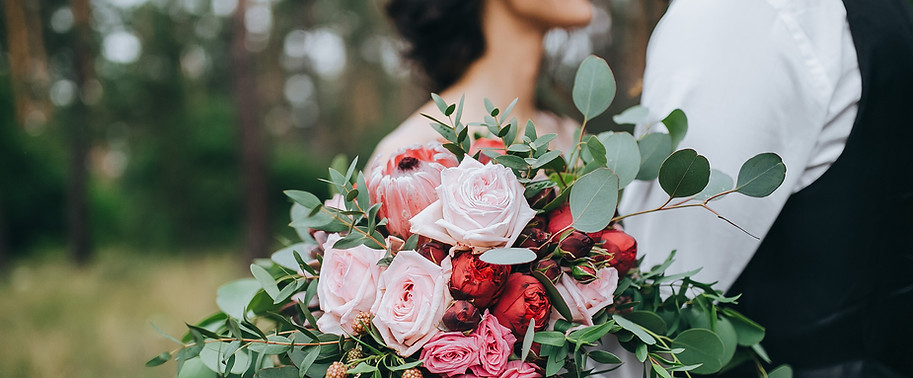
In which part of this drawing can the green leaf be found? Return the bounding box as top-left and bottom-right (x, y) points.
(431, 93), (448, 114)
(651, 361), (673, 378)
(570, 168), (619, 233)
(256, 366), (299, 378)
(671, 329), (726, 374)
(715, 316), (738, 367)
(597, 131), (641, 188)
(532, 271), (573, 321)
(521, 318), (536, 361)
(484, 97), (496, 114)
(721, 308), (765, 346)
(568, 321), (614, 345)
(295, 344), (321, 375)
(531, 150), (562, 169)
(768, 365), (794, 378)
(200, 342), (251, 374)
(694, 169), (734, 201)
(735, 153), (786, 197)
(445, 104), (456, 116)
(284, 190), (321, 208)
(146, 352), (171, 367)
(573, 55), (616, 120)
(622, 311), (667, 335)
(425, 118), (457, 142)
(524, 120), (537, 141)
(613, 315), (656, 345)
(584, 135), (608, 166)
(662, 109), (688, 149)
(388, 360), (423, 371)
(658, 149), (711, 198)
(494, 154), (529, 170)
(248, 336), (292, 355)
(636, 133), (672, 180)
(177, 357), (217, 378)
(270, 243), (315, 271)
(251, 264), (281, 300)
(216, 279), (261, 319)
(612, 105), (649, 125)
(348, 362), (379, 374)
(589, 350), (621, 364)
(752, 343), (772, 364)
(333, 233), (365, 249)
(356, 172), (370, 212)
(635, 343), (648, 362)
(479, 248), (537, 265)
(533, 331), (567, 347)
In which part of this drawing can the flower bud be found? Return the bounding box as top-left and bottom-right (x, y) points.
(441, 300), (482, 331)
(591, 229), (638, 276)
(417, 241), (449, 265)
(558, 231), (594, 260)
(546, 203), (572, 235)
(570, 263), (598, 284)
(533, 259), (562, 283)
(527, 187), (557, 209)
(516, 227), (549, 250)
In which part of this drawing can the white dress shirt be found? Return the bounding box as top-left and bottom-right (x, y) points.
(617, 0), (861, 294)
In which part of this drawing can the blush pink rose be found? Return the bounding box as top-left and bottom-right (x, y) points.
(498, 361), (543, 378)
(316, 233), (386, 335)
(367, 144), (458, 239)
(554, 267), (619, 326)
(409, 156), (536, 250)
(420, 332), (479, 376)
(371, 250), (452, 356)
(470, 311), (517, 376)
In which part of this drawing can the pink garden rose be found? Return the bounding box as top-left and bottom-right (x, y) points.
(368, 144), (458, 239)
(316, 233), (386, 335)
(409, 156), (537, 250)
(371, 250), (452, 356)
(555, 267), (619, 326)
(470, 311), (517, 376)
(420, 332), (479, 377)
(498, 361), (543, 378)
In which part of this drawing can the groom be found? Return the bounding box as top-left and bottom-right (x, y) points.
(619, 0), (913, 377)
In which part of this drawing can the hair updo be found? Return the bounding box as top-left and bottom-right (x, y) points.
(385, 0), (485, 92)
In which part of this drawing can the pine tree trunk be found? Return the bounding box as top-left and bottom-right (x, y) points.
(68, 0), (93, 264)
(232, 0), (270, 260)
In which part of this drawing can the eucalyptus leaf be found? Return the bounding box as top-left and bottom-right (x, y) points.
(636, 133), (672, 180)
(612, 105), (650, 126)
(651, 361), (673, 378)
(521, 318), (536, 361)
(662, 109), (688, 149)
(479, 248), (537, 265)
(250, 264), (280, 300)
(494, 154), (529, 171)
(768, 365), (794, 378)
(635, 343), (648, 362)
(589, 350), (622, 364)
(597, 131), (641, 188)
(735, 153), (786, 197)
(348, 362), (379, 374)
(613, 315), (656, 345)
(533, 331), (567, 347)
(200, 342), (251, 375)
(570, 168), (619, 233)
(715, 316), (738, 367)
(177, 357), (217, 378)
(671, 329), (726, 374)
(622, 311), (667, 335)
(694, 169), (734, 201)
(573, 55), (616, 120)
(431, 93), (448, 114)
(146, 352), (171, 367)
(270, 242), (316, 271)
(721, 308), (765, 346)
(248, 336), (292, 355)
(658, 149), (711, 198)
(255, 366), (299, 378)
(216, 279), (261, 319)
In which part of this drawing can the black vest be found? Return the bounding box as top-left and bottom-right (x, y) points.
(724, 0), (913, 377)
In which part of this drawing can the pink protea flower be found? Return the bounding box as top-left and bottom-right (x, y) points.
(367, 143), (458, 239)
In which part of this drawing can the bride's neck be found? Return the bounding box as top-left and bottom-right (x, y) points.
(441, 3), (546, 124)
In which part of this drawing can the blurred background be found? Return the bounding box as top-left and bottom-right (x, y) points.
(0, 0), (668, 376)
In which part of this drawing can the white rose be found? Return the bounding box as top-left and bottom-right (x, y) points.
(316, 233), (386, 335)
(409, 156), (536, 249)
(555, 267), (619, 326)
(371, 250), (452, 356)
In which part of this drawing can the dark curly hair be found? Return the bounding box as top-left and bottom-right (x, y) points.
(385, 0), (485, 92)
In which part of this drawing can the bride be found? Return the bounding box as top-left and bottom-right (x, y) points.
(371, 0), (594, 160)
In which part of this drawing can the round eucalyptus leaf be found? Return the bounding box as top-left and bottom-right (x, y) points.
(716, 316), (738, 367)
(479, 248), (537, 265)
(597, 132), (641, 188)
(768, 365), (794, 378)
(200, 342), (251, 375)
(573, 56), (616, 120)
(735, 153), (786, 197)
(216, 279), (261, 319)
(694, 169), (734, 201)
(658, 149), (711, 198)
(723, 309), (765, 346)
(662, 109), (688, 150)
(671, 329), (726, 374)
(270, 242), (317, 271)
(612, 105), (650, 126)
(570, 168), (619, 233)
(177, 357), (217, 378)
(636, 133), (672, 180)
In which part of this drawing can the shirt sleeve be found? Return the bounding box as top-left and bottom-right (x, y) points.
(617, 0), (860, 291)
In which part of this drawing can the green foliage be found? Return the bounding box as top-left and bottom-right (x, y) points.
(658, 149), (711, 198)
(736, 153), (787, 197)
(573, 56), (617, 121)
(570, 168), (619, 233)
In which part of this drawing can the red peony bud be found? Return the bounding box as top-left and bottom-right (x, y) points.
(417, 241), (449, 266)
(490, 273), (551, 335)
(441, 300), (482, 331)
(591, 229), (637, 276)
(533, 259), (562, 283)
(449, 251), (511, 308)
(557, 231), (594, 260)
(570, 262), (598, 284)
(546, 203), (572, 235)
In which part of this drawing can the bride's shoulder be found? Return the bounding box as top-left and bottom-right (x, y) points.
(371, 106), (445, 162)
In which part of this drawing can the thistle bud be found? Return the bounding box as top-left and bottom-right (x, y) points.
(417, 241), (449, 265)
(533, 259), (562, 283)
(441, 300), (482, 331)
(570, 263), (598, 284)
(558, 231), (594, 260)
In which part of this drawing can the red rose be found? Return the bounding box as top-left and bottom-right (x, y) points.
(450, 251), (511, 308)
(469, 138), (505, 164)
(490, 273), (551, 335)
(546, 203), (572, 235)
(591, 229), (637, 275)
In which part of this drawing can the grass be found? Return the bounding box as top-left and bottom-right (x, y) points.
(0, 248), (244, 378)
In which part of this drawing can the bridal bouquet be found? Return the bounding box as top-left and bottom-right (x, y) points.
(149, 56), (792, 378)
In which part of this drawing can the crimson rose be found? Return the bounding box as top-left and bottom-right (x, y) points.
(490, 273), (551, 335)
(450, 251), (511, 308)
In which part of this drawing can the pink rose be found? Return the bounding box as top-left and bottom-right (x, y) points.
(499, 361), (543, 378)
(410, 156), (537, 250)
(470, 312), (517, 376)
(420, 332), (479, 376)
(316, 233), (386, 335)
(371, 250), (451, 356)
(367, 144), (458, 239)
(555, 267), (619, 326)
